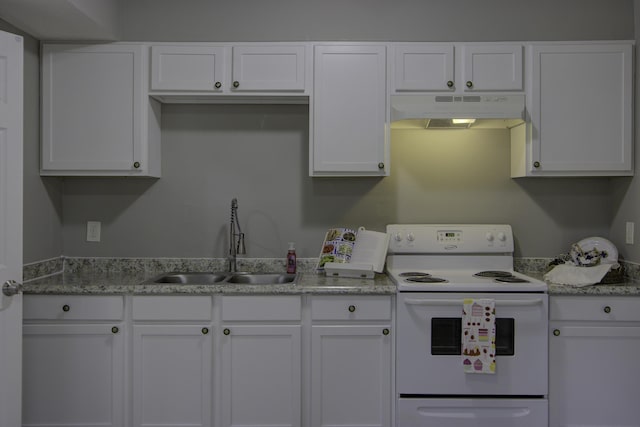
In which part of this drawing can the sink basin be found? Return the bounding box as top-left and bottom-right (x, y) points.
(154, 272), (228, 284)
(152, 272), (299, 285)
(226, 273), (298, 285)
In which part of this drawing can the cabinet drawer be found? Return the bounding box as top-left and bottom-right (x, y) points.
(311, 295), (391, 321)
(24, 295), (124, 320)
(221, 295), (301, 321)
(132, 296), (212, 321)
(550, 296), (640, 322)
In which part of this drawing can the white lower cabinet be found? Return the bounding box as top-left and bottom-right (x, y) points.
(220, 295), (302, 427)
(132, 296), (213, 427)
(549, 296), (640, 427)
(23, 293), (395, 427)
(310, 296), (393, 427)
(22, 295), (125, 427)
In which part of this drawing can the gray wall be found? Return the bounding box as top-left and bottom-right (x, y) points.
(611, 0), (640, 263)
(0, 19), (64, 264)
(61, 104), (611, 259)
(119, 0), (634, 42)
(5, 0), (639, 262)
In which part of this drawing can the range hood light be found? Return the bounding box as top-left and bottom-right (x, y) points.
(452, 118), (476, 125)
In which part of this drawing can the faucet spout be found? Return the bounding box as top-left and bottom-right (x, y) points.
(229, 198), (245, 272)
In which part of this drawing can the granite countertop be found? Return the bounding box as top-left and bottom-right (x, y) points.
(22, 270), (396, 296)
(22, 257), (640, 297)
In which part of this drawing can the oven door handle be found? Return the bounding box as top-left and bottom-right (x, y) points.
(403, 298), (544, 307)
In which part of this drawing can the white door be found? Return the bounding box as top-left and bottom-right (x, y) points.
(221, 324), (302, 427)
(311, 325), (392, 427)
(0, 29), (24, 427)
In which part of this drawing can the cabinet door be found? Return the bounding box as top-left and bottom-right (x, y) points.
(549, 324), (640, 427)
(311, 325), (392, 427)
(529, 43), (633, 175)
(231, 45), (306, 92)
(41, 44), (156, 176)
(151, 45), (226, 91)
(132, 324), (213, 427)
(22, 323), (125, 427)
(461, 44), (523, 91)
(312, 45), (388, 176)
(221, 325), (301, 427)
(393, 44), (454, 92)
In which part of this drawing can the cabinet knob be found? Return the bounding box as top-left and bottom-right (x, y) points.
(378, 162), (385, 170)
(533, 161), (541, 168)
(201, 327), (209, 335)
(382, 328), (390, 336)
(446, 80), (454, 88)
(466, 81), (473, 88)
(233, 81), (240, 88)
(348, 305), (356, 313)
(62, 304), (70, 312)
(604, 306), (612, 314)
(214, 81), (222, 89)
(553, 329), (560, 336)
(111, 326), (119, 334)
(223, 328), (231, 335)
(133, 161), (141, 169)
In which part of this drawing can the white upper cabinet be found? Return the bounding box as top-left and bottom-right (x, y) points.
(41, 43), (161, 177)
(310, 44), (389, 176)
(150, 43), (309, 98)
(461, 44), (523, 91)
(392, 43), (523, 93)
(151, 45), (226, 92)
(512, 42), (633, 177)
(393, 44), (454, 92)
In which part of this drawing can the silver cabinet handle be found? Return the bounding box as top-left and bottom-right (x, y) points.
(404, 298), (543, 307)
(2, 280), (21, 297)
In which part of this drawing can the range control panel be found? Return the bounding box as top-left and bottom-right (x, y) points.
(386, 224), (514, 254)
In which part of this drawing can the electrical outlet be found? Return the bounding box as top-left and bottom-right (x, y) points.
(87, 221), (101, 242)
(626, 221), (634, 245)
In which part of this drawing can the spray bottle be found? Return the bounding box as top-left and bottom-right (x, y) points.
(286, 242), (297, 274)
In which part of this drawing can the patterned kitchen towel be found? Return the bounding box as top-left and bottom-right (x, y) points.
(462, 298), (496, 374)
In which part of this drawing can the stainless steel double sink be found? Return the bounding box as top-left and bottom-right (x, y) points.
(152, 272), (299, 285)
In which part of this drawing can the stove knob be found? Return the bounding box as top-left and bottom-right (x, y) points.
(497, 232), (507, 241)
(394, 233), (403, 242)
(485, 232), (494, 242)
(407, 233), (415, 242)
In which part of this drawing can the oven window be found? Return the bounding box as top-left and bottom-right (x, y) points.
(431, 318), (515, 356)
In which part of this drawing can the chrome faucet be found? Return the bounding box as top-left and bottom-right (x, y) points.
(228, 198), (246, 272)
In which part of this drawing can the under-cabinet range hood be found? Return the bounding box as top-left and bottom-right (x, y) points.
(391, 94), (525, 129)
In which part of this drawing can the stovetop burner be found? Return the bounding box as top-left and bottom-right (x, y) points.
(399, 272), (431, 277)
(405, 276), (448, 283)
(495, 276), (530, 283)
(474, 270), (514, 278)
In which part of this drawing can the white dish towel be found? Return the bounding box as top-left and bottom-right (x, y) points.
(544, 263), (614, 287)
(462, 298), (496, 374)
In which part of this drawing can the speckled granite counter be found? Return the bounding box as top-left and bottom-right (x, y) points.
(515, 267), (640, 296)
(22, 257), (396, 296)
(22, 256), (640, 297)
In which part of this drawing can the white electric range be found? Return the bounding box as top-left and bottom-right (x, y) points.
(387, 224), (549, 427)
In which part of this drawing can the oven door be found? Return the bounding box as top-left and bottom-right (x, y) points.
(397, 293), (548, 396)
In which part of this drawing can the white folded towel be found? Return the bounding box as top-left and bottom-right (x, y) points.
(544, 263), (614, 287)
